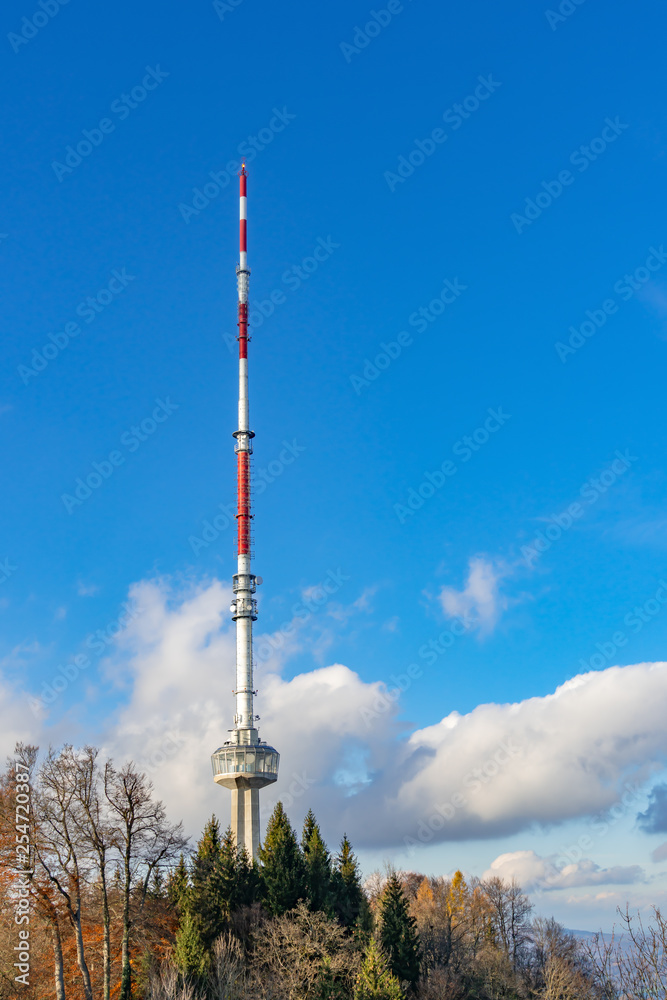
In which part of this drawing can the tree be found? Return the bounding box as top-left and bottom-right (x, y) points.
(378, 871), (422, 987)
(539, 954), (596, 1000)
(354, 937), (403, 1000)
(189, 816), (227, 948)
(331, 835), (364, 929)
(173, 909), (210, 980)
(302, 811), (333, 914)
(257, 802), (306, 916)
(104, 760), (187, 1000)
(167, 853), (190, 912)
(411, 877), (450, 972)
(36, 744), (96, 1000)
(482, 876), (533, 972)
(585, 906), (667, 999)
(217, 826), (259, 915)
(70, 746), (115, 1000)
(249, 901), (360, 999)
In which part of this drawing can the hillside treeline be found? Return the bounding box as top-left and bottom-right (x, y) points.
(0, 744), (665, 999)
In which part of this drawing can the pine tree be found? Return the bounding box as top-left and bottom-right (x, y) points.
(354, 938), (403, 1000)
(332, 835), (364, 928)
(258, 801), (307, 915)
(173, 910), (209, 979)
(303, 811), (333, 914)
(379, 872), (422, 987)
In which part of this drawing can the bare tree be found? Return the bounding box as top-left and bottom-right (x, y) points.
(70, 747), (115, 1000)
(539, 954), (597, 999)
(482, 876), (533, 972)
(104, 761), (187, 1000)
(247, 901), (360, 1000)
(586, 906), (667, 999)
(35, 744), (95, 1000)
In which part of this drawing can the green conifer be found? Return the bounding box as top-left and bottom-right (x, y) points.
(189, 815), (227, 947)
(303, 811), (333, 913)
(257, 801), (307, 915)
(379, 872), (422, 987)
(332, 835), (364, 928)
(167, 853), (190, 912)
(173, 910), (209, 979)
(354, 938), (403, 1000)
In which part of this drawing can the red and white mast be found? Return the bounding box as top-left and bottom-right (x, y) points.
(232, 163), (256, 732)
(211, 166), (279, 859)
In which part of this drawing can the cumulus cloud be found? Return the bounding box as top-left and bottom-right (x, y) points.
(483, 850), (645, 892)
(4, 575), (667, 855)
(438, 557), (509, 633)
(637, 783), (667, 833)
(88, 576), (667, 848)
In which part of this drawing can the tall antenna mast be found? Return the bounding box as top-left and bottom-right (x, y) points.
(211, 165), (280, 859)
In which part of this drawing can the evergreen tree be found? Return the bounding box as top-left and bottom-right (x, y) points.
(189, 815), (227, 948)
(217, 826), (260, 914)
(354, 938), (403, 1000)
(257, 801), (307, 915)
(173, 910), (209, 979)
(303, 811), (333, 913)
(332, 835), (364, 928)
(302, 807), (318, 852)
(379, 872), (422, 988)
(167, 853), (190, 913)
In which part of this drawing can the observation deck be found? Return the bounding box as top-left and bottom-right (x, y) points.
(211, 740), (280, 790)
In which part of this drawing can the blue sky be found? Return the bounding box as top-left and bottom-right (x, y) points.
(2, 0), (667, 930)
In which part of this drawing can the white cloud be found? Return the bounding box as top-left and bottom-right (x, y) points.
(438, 556), (509, 633)
(483, 850), (645, 892)
(3, 575), (667, 857)
(77, 581), (99, 597)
